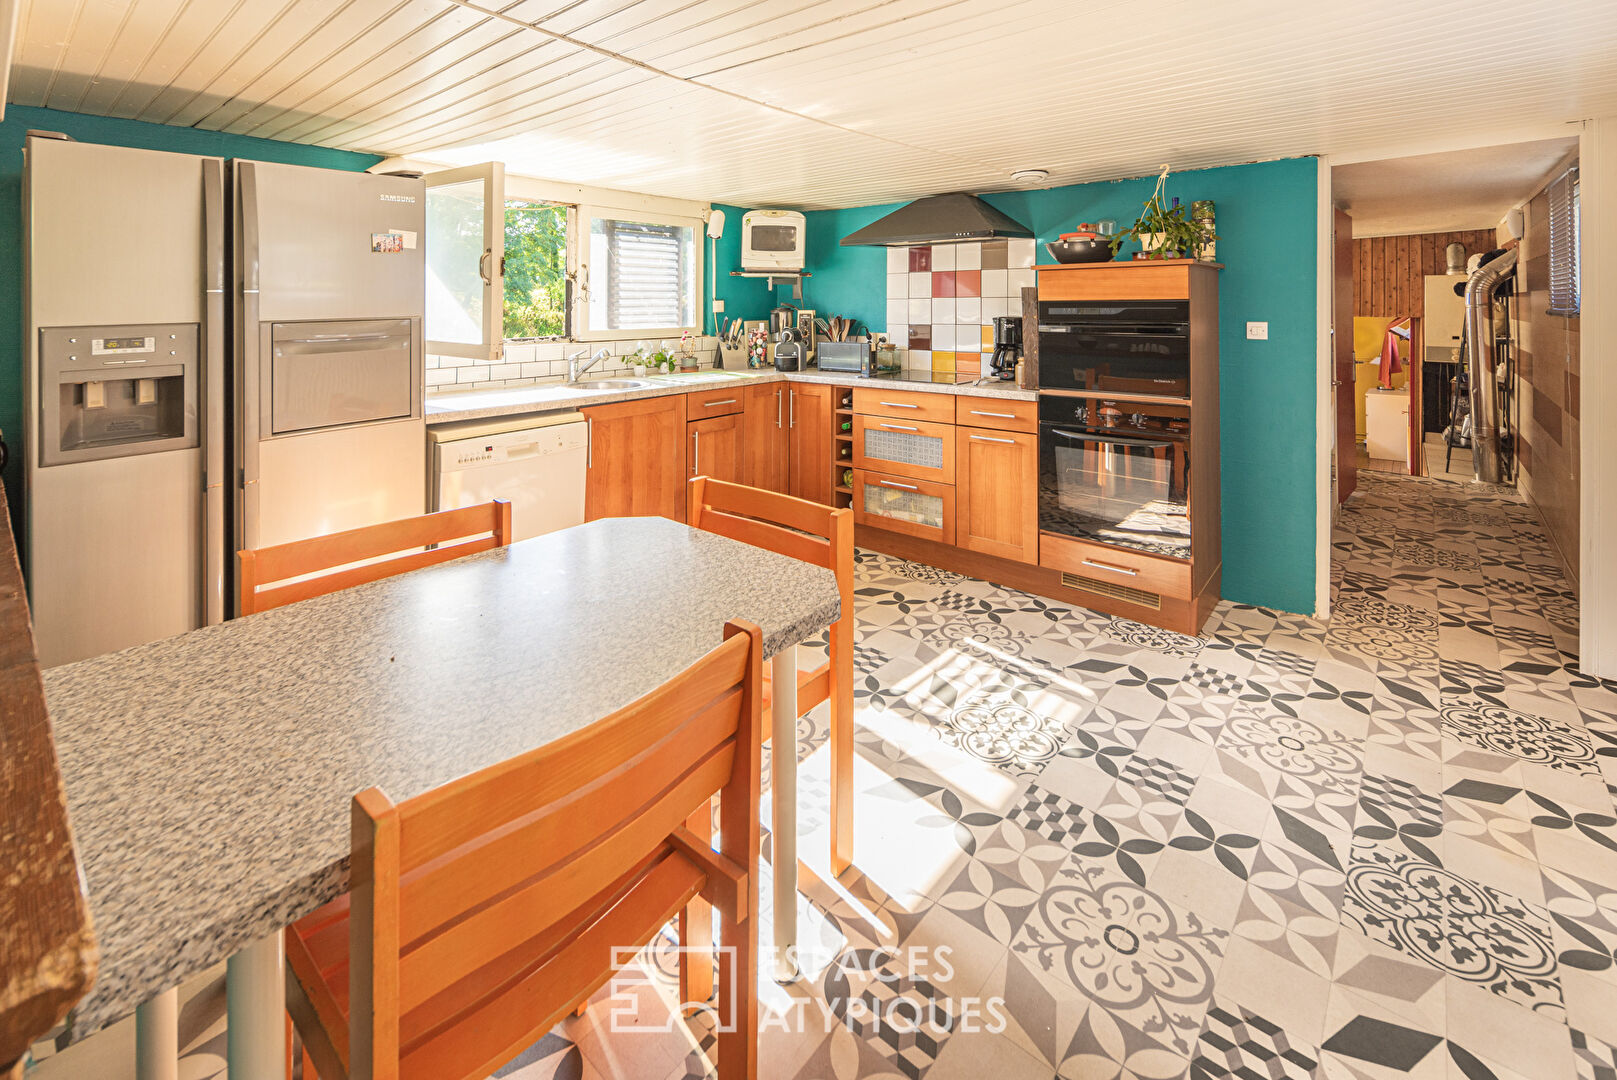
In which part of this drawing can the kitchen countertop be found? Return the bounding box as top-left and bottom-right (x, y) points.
(44, 517), (840, 1042)
(426, 367), (1035, 425)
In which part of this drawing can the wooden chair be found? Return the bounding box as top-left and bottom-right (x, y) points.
(237, 501), (511, 615)
(285, 618), (764, 1080)
(685, 476), (855, 875)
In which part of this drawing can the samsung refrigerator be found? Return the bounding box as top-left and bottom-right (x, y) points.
(23, 135), (426, 667)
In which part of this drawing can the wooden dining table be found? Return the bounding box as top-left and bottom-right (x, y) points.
(42, 516), (840, 1080)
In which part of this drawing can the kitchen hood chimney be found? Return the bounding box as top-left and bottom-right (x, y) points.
(840, 193), (1033, 247)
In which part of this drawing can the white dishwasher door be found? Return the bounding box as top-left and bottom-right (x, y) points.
(433, 414), (588, 542)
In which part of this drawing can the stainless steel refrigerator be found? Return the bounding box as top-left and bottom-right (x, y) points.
(24, 136), (426, 667)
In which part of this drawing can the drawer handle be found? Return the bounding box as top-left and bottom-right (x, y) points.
(970, 410), (1016, 419)
(970, 434), (1014, 444)
(702, 398), (738, 407)
(878, 480), (919, 490)
(1081, 558), (1138, 577)
(878, 400), (920, 409)
(879, 423), (919, 431)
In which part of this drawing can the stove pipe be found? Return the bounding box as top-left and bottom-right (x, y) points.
(1464, 248), (1517, 484)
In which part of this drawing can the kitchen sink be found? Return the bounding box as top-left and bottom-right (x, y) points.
(568, 379), (656, 390)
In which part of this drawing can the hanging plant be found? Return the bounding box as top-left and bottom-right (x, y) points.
(1110, 165), (1211, 260)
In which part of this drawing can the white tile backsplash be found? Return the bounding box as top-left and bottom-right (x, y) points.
(887, 322), (907, 344)
(426, 333), (719, 395)
(955, 297), (980, 322)
(980, 268), (1009, 298)
(931, 244), (955, 271)
(908, 271), (931, 298)
(1007, 268), (1035, 296)
(955, 242), (981, 271)
(886, 247), (908, 273)
(489, 362), (523, 379)
(907, 298), (931, 323)
(888, 273), (908, 300)
(931, 297), (955, 323)
(931, 322), (956, 350)
(503, 343), (535, 364)
(887, 298), (908, 325)
(1008, 238), (1036, 269)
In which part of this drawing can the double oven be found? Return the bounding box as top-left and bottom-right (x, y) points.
(1036, 300), (1194, 560)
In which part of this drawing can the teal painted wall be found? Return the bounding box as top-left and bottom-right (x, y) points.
(0, 105), (383, 526)
(781, 157), (1321, 614)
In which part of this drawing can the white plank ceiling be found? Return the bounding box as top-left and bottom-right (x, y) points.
(9, 0), (1617, 209)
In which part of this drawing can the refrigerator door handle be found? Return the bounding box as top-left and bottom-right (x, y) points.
(202, 157), (227, 626)
(237, 162), (263, 558)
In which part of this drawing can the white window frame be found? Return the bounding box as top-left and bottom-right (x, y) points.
(423, 161), (505, 362)
(572, 204), (705, 342)
(499, 187), (578, 342)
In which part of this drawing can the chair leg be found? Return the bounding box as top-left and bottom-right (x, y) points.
(301, 1045), (317, 1080)
(715, 879), (759, 1080)
(827, 615), (855, 877)
(678, 799), (715, 1012)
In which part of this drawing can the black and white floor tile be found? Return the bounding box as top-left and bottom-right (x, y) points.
(57, 469), (1617, 1080)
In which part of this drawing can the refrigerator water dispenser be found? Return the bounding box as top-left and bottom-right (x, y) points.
(39, 323), (199, 466)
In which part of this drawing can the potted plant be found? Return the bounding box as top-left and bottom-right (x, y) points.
(651, 340), (678, 374)
(677, 330), (699, 371)
(1110, 165), (1212, 260)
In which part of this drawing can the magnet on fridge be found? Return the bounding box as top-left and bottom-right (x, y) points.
(137, 378), (157, 405)
(84, 381), (105, 409)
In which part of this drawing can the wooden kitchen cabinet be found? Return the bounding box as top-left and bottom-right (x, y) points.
(955, 425), (1037, 564)
(786, 383), (833, 505)
(583, 394), (687, 522)
(742, 382), (789, 494)
(688, 412), (744, 485)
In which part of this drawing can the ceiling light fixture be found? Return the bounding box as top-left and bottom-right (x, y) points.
(1011, 169), (1049, 185)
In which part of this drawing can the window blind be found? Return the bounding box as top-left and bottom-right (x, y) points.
(1547, 166), (1580, 316)
(603, 219), (685, 329)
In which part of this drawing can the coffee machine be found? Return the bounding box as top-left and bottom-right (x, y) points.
(990, 316), (1023, 380)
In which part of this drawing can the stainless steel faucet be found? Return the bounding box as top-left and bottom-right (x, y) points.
(567, 346), (613, 383)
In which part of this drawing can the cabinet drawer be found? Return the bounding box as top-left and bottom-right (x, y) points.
(853, 387), (955, 424)
(1038, 532), (1192, 600)
(852, 414), (955, 484)
(686, 386), (745, 417)
(954, 396), (1037, 432)
(853, 470), (954, 545)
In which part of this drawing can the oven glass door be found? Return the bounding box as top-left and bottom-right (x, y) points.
(1038, 422), (1191, 560)
(1037, 327), (1191, 396)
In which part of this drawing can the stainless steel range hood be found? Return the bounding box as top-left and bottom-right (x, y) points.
(840, 193), (1034, 247)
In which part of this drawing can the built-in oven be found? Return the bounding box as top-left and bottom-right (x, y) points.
(1037, 299), (1190, 397)
(1038, 393), (1192, 560)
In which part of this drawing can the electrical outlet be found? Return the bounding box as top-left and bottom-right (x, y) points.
(712, 299), (725, 313)
(1246, 321), (1269, 340)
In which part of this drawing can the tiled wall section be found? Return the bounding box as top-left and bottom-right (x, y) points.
(885, 238), (1036, 375)
(426, 336), (720, 391)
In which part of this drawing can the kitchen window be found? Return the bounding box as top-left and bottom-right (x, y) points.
(581, 211), (700, 336)
(503, 198), (570, 339)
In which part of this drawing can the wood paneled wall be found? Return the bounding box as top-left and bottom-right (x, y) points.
(1352, 229), (1497, 318)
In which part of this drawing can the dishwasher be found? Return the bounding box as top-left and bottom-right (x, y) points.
(431, 412), (588, 542)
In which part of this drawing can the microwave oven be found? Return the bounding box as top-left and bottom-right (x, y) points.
(741, 210), (806, 272)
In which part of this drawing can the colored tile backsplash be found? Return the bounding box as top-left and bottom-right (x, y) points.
(884, 239), (1035, 372)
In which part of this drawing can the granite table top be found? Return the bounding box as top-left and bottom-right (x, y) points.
(425, 368), (1036, 425)
(43, 517), (840, 1042)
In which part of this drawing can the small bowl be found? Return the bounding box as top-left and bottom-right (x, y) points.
(1045, 238), (1113, 264)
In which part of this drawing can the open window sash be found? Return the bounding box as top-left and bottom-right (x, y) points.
(424, 161), (505, 361)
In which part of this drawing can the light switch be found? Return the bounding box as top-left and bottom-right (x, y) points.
(1246, 322), (1269, 340)
(712, 299), (725, 313)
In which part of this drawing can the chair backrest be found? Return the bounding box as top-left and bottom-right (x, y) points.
(347, 617), (763, 1080)
(236, 500), (511, 615)
(687, 477), (852, 586)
